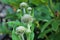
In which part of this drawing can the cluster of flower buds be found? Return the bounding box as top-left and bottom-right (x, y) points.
(17, 2), (33, 24)
(15, 2), (34, 40)
(20, 2), (33, 34)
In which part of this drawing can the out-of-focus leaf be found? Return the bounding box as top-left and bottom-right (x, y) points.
(49, 31), (60, 40)
(6, 13), (18, 20)
(12, 30), (20, 40)
(34, 5), (51, 21)
(30, 32), (34, 40)
(38, 29), (52, 38)
(52, 19), (59, 31)
(41, 20), (52, 32)
(0, 22), (11, 34)
(7, 21), (20, 28)
(54, 3), (60, 11)
(30, 0), (48, 6)
(26, 32), (34, 40)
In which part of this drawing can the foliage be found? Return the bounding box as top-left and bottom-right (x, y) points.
(0, 0), (60, 40)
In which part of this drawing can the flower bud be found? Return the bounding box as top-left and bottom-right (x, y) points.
(20, 2), (28, 8)
(16, 26), (26, 34)
(27, 7), (32, 11)
(21, 14), (33, 24)
(17, 9), (21, 13)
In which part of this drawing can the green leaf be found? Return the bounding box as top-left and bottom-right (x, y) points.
(12, 30), (20, 40)
(30, 32), (34, 40)
(30, 0), (48, 6)
(34, 5), (51, 21)
(0, 22), (11, 34)
(38, 29), (52, 38)
(26, 32), (34, 40)
(52, 19), (59, 31)
(7, 21), (20, 28)
(41, 20), (52, 32)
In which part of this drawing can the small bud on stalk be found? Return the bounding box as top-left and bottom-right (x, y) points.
(27, 7), (32, 11)
(16, 26), (26, 40)
(20, 2), (28, 14)
(20, 2), (28, 8)
(27, 7), (32, 14)
(16, 26), (26, 34)
(17, 9), (21, 13)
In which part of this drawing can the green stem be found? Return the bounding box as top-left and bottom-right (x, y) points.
(27, 34), (30, 40)
(23, 8), (26, 14)
(28, 11), (31, 14)
(20, 33), (24, 40)
(46, 5), (54, 17)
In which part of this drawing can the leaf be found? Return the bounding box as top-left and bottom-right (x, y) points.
(30, 32), (34, 40)
(34, 5), (51, 21)
(38, 29), (52, 38)
(26, 32), (34, 40)
(52, 19), (59, 31)
(30, 0), (41, 6)
(30, 0), (48, 6)
(12, 30), (20, 40)
(49, 31), (60, 40)
(41, 20), (52, 32)
(7, 21), (20, 28)
(0, 22), (11, 33)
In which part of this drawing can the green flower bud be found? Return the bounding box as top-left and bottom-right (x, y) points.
(16, 26), (26, 34)
(17, 9), (21, 13)
(27, 7), (32, 11)
(21, 14), (33, 24)
(20, 2), (28, 8)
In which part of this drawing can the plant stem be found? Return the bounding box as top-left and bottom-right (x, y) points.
(28, 11), (31, 14)
(28, 24), (31, 29)
(20, 33), (24, 40)
(23, 8), (26, 14)
(27, 34), (30, 40)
